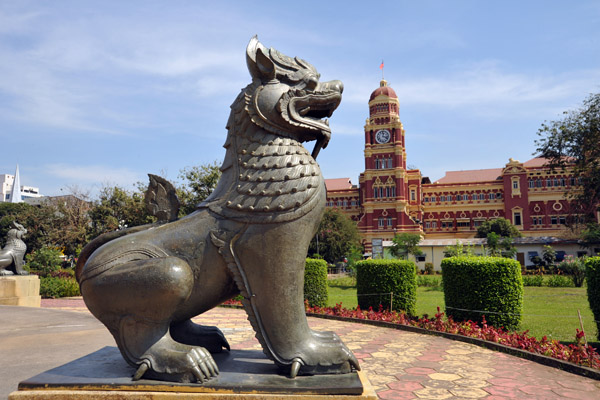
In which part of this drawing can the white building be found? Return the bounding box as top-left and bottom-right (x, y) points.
(0, 166), (43, 203)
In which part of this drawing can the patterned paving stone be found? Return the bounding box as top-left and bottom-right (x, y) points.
(448, 387), (488, 398)
(413, 387), (453, 399)
(386, 381), (424, 392)
(428, 373), (461, 381)
(40, 298), (600, 400)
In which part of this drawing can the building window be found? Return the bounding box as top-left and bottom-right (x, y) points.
(513, 180), (519, 189)
(474, 220), (484, 227)
(432, 221), (437, 228)
(559, 216), (566, 225)
(378, 217), (384, 227)
(551, 216), (558, 225)
(554, 178), (559, 187)
(536, 179), (542, 187)
(388, 157), (393, 168)
(547, 179), (552, 187)
(410, 190), (416, 201)
(488, 193), (494, 200)
(457, 221), (470, 228)
(560, 178), (566, 186)
(416, 254), (426, 262)
(570, 177), (576, 186)
(528, 180), (535, 188)
(387, 217), (393, 227)
(342, 200), (348, 207)
(425, 221), (431, 229)
(496, 192), (502, 199)
(432, 196), (437, 202)
(441, 221), (454, 228)
(514, 212), (522, 226)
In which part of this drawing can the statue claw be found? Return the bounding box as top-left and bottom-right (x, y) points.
(132, 361), (149, 381)
(290, 358), (302, 378)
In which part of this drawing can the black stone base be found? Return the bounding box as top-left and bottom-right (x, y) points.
(18, 347), (364, 395)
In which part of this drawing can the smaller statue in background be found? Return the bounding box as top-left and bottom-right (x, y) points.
(0, 222), (28, 276)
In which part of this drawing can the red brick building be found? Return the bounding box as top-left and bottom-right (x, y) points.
(325, 80), (593, 257)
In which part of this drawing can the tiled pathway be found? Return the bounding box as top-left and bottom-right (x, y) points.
(43, 298), (600, 399)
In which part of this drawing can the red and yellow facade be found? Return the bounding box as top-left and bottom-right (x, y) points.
(325, 80), (590, 252)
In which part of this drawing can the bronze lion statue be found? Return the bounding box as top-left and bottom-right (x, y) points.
(76, 37), (358, 383)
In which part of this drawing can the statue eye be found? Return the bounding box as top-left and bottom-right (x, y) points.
(306, 75), (318, 90)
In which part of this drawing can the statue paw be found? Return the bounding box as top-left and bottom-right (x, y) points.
(283, 334), (360, 377)
(133, 343), (219, 383)
(170, 321), (230, 353)
(0, 270), (14, 276)
(16, 270), (29, 275)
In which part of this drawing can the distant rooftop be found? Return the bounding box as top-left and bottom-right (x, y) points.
(325, 178), (354, 191)
(434, 157), (551, 184)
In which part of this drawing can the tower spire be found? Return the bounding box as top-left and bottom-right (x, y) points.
(10, 164), (22, 203)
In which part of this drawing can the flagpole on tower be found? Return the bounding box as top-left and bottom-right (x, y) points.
(380, 60), (384, 80)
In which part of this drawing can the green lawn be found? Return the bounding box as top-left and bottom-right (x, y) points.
(327, 277), (598, 342)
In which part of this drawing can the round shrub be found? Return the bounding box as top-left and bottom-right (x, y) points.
(442, 256), (523, 330)
(304, 258), (328, 307)
(356, 259), (417, 315)
(585, 257), (600, 340)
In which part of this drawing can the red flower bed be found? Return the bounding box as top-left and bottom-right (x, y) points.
(222, 298), (600, 369)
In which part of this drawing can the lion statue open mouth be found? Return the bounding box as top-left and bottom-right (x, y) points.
(76, 36), (358, 383)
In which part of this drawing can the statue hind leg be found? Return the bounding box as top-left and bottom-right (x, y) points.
(80, 256), (219, 383)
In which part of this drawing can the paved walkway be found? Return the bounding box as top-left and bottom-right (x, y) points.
(14, 299), (600, 398)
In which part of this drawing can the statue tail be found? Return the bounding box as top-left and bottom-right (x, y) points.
(75, 224), (156, 283)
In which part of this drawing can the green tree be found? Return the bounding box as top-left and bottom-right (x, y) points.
(542, 245), (557, 270)
(308, 208), (361, 264)
(475, 218), (522, 239)
(87, 185), (155, 239)
(485, 232), (517, 258)
(177, 161), (222, 216)
(0, 202), (56, 254)
(390, 233), (423, 260)
(46, 192), (93, 256)
(535, 92), (600, 225)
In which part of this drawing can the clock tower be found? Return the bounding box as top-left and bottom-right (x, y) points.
(358, 79), (423, 252)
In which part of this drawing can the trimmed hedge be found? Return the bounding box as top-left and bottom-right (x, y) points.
(40, 276), (80, 298)
(304, 258), (328, 307)
(442, 256), (523, 330)
(356, 259), (417, 315)
(586, 257), (600, 340)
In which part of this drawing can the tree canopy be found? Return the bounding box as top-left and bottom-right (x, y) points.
(390, 233), (423, 259)
(535, 92), (600, 223)
(308, 208), (361, 264)
(475, 218), (522, 239)
(177, 161), (222, 216)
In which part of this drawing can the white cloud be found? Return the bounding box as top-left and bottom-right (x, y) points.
(45, 164), (142, 187)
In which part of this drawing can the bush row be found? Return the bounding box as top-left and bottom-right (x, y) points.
(304, 258), (328, 308)
(522, 274), (575, 287)
(356, 259), (417, 315)
(442, 256), (523, 331)
(586, 257), (600, 340)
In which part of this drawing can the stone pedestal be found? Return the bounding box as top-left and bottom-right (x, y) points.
(9, 347), (376, 400)
(0, 275), (41, 307)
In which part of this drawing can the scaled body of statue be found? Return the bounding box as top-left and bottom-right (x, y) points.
(0, 222), (28, 276)
(76, 37), (358, 383)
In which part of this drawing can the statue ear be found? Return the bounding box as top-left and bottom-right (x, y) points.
(246, 36), (275, 81)
(255, 47), (275, 81)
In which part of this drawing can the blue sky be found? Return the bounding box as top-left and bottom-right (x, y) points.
(1, 1), (599, 197)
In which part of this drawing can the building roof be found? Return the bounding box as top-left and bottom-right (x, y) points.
(369, 80), (398, 101)
(433, 158), (555, 184)
(325, 178), (354, 191)
(433, 168), (502, 184)
(523, 157), (549, 167)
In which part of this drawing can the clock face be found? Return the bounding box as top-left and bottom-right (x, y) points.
(375, 129), (391, 144)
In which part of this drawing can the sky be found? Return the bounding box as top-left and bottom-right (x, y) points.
(1, 1), (599, 198)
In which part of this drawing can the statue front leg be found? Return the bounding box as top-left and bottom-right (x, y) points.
(231, 224), (359, 377)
